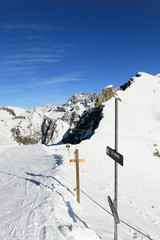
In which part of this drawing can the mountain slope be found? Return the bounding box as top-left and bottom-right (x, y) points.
(0, 72), (160, 239)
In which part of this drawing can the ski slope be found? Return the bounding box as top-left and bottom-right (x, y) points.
(0, 72), (160, 239)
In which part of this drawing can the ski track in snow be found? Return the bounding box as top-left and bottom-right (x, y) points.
(1, 141), (159, 240)
(0, 143), (101, 240)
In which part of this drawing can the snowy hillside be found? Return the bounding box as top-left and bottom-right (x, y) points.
(0, 72), (160, 239)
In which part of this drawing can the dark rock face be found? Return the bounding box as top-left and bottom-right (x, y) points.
(120, 77), (135, 91)
(120, 80), (131, 91)
(62, 105), (104, 144)
(41, 118), (56, 145)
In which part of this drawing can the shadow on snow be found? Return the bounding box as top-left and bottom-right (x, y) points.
(0, 170), (92, 234)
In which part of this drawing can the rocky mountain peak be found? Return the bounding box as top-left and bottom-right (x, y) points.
(64, 92), (100, 108)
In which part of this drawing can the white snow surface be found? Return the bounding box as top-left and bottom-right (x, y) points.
(0, 72), (160, 239)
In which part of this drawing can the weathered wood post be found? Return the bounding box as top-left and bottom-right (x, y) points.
(69, 149), (85, 203)
(75, 149), (80, 203)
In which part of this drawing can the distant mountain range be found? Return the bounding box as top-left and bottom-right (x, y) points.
(0, 92), (100, 145)
(0, 72), (159, 146)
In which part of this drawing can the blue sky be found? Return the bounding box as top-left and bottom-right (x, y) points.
(1, 0), (160, 109)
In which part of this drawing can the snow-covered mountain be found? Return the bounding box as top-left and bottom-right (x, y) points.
(0, 72), (160, 240)
(0, 92), (100, 145)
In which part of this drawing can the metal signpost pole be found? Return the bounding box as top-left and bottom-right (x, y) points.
(114, 98), (118, 240)
(106, 98), (123, 240)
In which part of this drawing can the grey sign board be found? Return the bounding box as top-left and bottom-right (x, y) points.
(106, 146), (123, 166)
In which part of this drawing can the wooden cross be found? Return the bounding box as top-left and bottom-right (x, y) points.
(69, 149), (85, 203)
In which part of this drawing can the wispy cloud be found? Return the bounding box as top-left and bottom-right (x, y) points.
(0, 86), (21, 94)
(8, 53), (62, 59)
(23, 74), (83, 88)
(1, 23), (59, 31)
(0, 66), (37, 77)
(7, 47), (67, 55)
(0, 74), (83, 96)
(4, 58), (60, 64)
(0, 47), (66, 69)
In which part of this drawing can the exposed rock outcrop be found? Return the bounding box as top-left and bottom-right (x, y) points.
(11, 127), (41, 145)
(96, 85), (117, 106)
(41, 118), (56, 145)
(120, 78), (135, 91)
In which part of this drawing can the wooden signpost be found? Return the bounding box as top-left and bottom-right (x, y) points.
(70, 149), (85, 203)
(108, 196), (120, 224)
